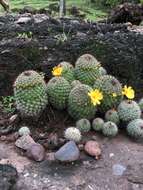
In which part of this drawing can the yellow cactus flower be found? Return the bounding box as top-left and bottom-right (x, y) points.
(122, 85), (135, 99)
(52, 66), (63, 76)
(112, 93), (117, 97)
(88, 89), (103, 106)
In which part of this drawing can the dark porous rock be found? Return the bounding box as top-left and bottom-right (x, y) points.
(26, 143), (45, 162)
(55, 141), (80, 162)
(0, 164), (18, 190)
(0, 13), (143, 97)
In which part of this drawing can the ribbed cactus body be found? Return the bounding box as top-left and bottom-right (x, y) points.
(127, 119), (143, 139)
(74, 54), (101, 86)
(76, 119), (91, 133)
(14, 70), (48, 117)
(92, 118), (104, 132)
(68, 84), (96, 120)
(47, 77), (71, 110)
(94, 75), (122, 112)
(102, 121), (118, 137)
(105, 109), (120, 124)
(58, 62), (75, 83)
(118, 100), (141, 122)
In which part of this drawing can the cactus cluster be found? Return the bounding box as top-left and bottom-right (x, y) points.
(14, 70), (48, 117)
(94, 75), (123, 112)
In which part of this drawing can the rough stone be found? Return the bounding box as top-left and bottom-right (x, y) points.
(84, 141), (101, 160)
(55, 141), (80, 162)
(26, 143), (45, 162)
(15, 135), (35, 150)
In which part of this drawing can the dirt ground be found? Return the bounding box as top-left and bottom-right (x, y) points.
(0, 132), (143, 190)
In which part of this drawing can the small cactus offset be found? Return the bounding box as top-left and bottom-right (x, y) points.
(76, 118), (91, 133)
(138, 98), (143, 112)
(74, 54), (101, 86)
(68, 84), (97, 120)
(94, 75), (123, 112)
(92, 118), (104, 132)
(127, 119), (143, 140)
(52, 62), (75, 83)
(47, 77), (71, 110)
(102, 121), (118, 137)
(118, 100), (141, 122)
(64, 127), (82, 142)
(14, 70), (48, 117)
(105, 109), (120, 124)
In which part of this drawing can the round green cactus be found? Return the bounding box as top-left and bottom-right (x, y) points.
(138, 98), (143, 112)
(47, 77), (71, 110)
(68, 84), (96, 120)
(93, 75), (123, 112)
(102, 121), (118, 137)
(76, 118), (91, 133)
(92, 118), (104, 132)
(64, 127), (82, 142)
(105, 109), (120, 124)
(58, 61), (75, 83)
(127, 119), (143, 140)
(118, 100), (141, 122)
(71, 80), (81, 88)
(99, 67), (107, 75)
(74, 54), (101, 86)
(14, 70), (48, 117)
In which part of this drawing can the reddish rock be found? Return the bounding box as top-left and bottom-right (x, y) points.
(84, 140), (101, 160)
(26, 143), (45, 162)
(15, 135), (35, 150)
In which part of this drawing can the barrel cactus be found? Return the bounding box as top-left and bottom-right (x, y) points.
(74, 54), (101, 86)
(76, 118), (91, 133)
(68, 84), (97, 120)
(138, 98), (143, 112)
(102, 121), (118, 137)
(127, 119), (143, 140)
(47, 77), (71, 110)
(14, 70), (48, 117)
(99, 67), (107, 75)
(64, 127), (82, 142)
(92, 118), (104, 132)
(93, 75), (123, 112)
(105, 109), (120, 124)
(71, 80), (81, 88)
(118, 100), (141, 122)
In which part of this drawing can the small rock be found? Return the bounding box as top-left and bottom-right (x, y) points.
(26, 143), (45, 162)
(0, 136), (6, 141)
(55, 141), (80, 162)
(15, 135), (35, 150)
(15, 17), (32, 24)
(33, 14), (49, 23)
(112, 164), (126, 176)
(84, 141), (101, 160)
(9, 114), (19, 124)
(78, 144), (84, 151)
(18, 126), (31, 136)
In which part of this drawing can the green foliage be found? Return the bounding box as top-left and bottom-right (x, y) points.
(102, 121), (118, 137)
(68, 84), (96, 120)
(14, 70), (48, 117)
(118, 100), (141, 122)
(127, 119), (143, 140)
(92, 118), (104, 131)
(1, 96), (15, 113)
(47, 77), (71, 110)
(93, 75), (123, 112)
(76, 118), (91, 132)
(74, 54), (101, 86)
(17, 31), (33, 39)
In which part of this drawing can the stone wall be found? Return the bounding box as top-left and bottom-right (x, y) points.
(0, 14), (143, 97)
